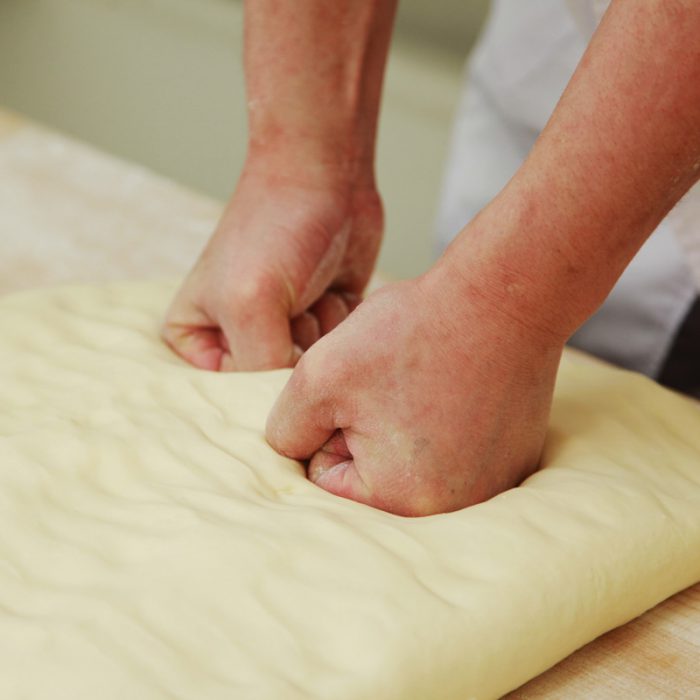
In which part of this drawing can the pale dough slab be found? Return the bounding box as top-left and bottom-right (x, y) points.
(1, 281), (699, 700)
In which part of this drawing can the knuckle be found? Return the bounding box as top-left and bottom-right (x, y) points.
(289, 351), (316, 392)
(222, 271), (282, 324)
(230, 271), (277, 307)
(286, 348), (337, 408)
(298, 343), (336, 385)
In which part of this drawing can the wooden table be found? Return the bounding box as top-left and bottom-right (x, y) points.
(2, 107), (698, 698)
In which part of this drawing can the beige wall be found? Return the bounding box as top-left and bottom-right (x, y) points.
(0, 0), (489, 278)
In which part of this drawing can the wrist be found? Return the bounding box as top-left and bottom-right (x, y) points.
(428, 193), (595, 348)
(244, 134), (376, 192)
(241, 131), (380, 207)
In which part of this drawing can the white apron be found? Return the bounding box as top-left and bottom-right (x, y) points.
(436, 0), (700, 389)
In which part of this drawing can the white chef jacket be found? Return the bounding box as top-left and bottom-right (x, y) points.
(435, 0), (700, 386)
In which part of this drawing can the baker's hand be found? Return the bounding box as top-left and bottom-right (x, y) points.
(162, 164), (382, 370)
(266, 261), (564, 516)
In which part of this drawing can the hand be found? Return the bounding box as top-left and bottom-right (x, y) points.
(265, 261), (565, 516)
(162, 163), (382, 371)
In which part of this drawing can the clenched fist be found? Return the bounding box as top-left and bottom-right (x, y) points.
(163, 161), (382, 371)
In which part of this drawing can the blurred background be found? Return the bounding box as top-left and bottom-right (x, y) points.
(0, 0), (490, 279)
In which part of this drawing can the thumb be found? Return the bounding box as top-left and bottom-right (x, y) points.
(307, 431), (374, 506)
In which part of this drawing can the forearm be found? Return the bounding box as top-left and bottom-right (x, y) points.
(243, 0), (397, 187)
(441, 0), (700, 341)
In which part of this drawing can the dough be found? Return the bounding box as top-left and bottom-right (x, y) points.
(0, 281), (699, 700)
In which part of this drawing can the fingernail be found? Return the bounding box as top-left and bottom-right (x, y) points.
(311, 460), (352, 486)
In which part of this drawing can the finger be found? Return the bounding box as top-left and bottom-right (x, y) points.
(266, 356), (335, 460)
(305, 430), (374, 506)
(291, 291), (360, 352)
(311, 459), (374, 508)
(290, 311), (321, 351)
(306, 429), (352, 479)
(162, 291), (231, 372)
(309, 291), (353, 335)
(222, 303), (297, 371)
(162, 325), (226, 371)
(343, 291), (363, 313)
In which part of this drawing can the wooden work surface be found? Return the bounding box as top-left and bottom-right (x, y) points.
(1, 108), (699, 698)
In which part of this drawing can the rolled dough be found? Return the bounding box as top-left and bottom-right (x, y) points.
(0, 281), (699, 699)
